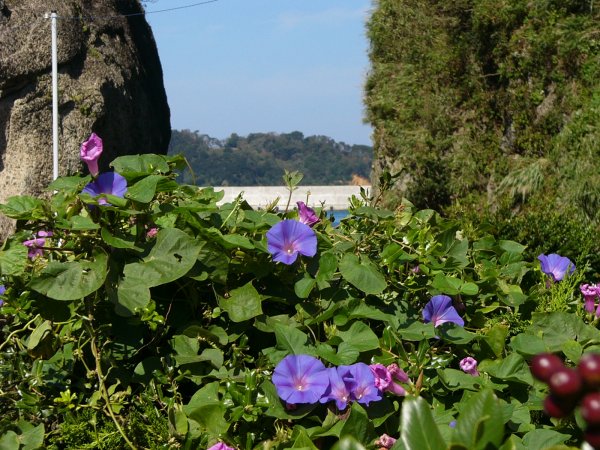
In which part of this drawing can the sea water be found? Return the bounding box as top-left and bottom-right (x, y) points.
(329, 210), (349, 225)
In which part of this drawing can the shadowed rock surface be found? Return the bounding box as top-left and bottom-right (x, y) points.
(0, 0), (170, 237)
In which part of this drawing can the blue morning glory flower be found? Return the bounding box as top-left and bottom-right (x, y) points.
(538, 253), (575, 282)
(319, 367), (354, 410)
(266, 219), (317, 265)
(82, 172), (128, 205)
(422, 295), (464, 327)
(272, 354), (328, 404)
(339, 362), (381, 406)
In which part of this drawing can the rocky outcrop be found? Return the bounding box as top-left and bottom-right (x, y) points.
(0, 0), (171, 237)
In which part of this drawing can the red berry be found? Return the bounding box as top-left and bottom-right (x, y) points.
(548, 367), (583, 398)
(543, 394), (576, 418)
(531, 353), (564, 382)
(579, 353), (600, 389)
(585, 427), (600, 450)
(582, 393), (600, 426)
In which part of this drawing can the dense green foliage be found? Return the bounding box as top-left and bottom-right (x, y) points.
(167, 130), (373, 186)
(1, 154), (599, 449)
(365, 0), (600, 272)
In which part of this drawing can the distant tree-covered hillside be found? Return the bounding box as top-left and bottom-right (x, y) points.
(167, 130), (373, 186)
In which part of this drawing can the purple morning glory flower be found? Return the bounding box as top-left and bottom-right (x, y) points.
(272, 354), (328, 404)
(297, 201), (319, 227)
(423, 295), (464, 327)
(80, 132), (103, 176)
(459, 357), (480, 376)
(319, 367), (354, 410)
(340, 363), (381, 406)
(0, 285), (5, 307)
(538, 253), (575, 282)
(82, 172), (128, 205)
(266, 219), (317, 265)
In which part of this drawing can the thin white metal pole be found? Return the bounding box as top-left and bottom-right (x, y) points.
(50, 11), (59, 180)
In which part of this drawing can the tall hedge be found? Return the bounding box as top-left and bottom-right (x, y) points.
(365, 0), (599, 213)
(365, 0), (600, 272)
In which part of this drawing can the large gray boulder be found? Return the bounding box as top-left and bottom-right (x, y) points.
(0, 0), (171, 237)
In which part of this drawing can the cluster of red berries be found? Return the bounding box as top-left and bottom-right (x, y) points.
(531, 352), (600, 448)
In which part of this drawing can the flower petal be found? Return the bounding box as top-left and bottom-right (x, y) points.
(110, 173), (128, 197)
(435, 305), (464, 327)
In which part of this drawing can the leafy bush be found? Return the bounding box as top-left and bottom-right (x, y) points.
(449, 204), (600, 287)
(0, 153), (599, 449)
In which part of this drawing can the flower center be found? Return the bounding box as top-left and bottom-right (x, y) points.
(294, 375), (306, 391)
(284, 243), (295, 255)
(354, 386), (365, 399)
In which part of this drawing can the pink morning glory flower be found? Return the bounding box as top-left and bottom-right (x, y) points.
(207, 443), (236, 450)
(272, 355), (329, 404)
(370, 364), (392, 391)
(23, 238), (45, 259)
(146, 227), (158, 239)
(388, 363), (409, 383)
(319, 367), (354, 410)
(371, 363), (409, 396)
(581, 284), (600, 314)
(297, 201), (319, 227)
(82, 172), (128, 205)
(423, 295), (464, 327)
(386, 363), (409, 395)
(80, 133), (103, 176)
(538, 253), (575, 282)
(266, 219), (317, 265)
(375, 434), (397, 449)
(459, 357), (480, 376)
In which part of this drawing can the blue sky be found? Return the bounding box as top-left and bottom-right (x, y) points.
(145, 0), (373, 145)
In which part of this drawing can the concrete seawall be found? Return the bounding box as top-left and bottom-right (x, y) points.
(215, 185), (371, 210)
